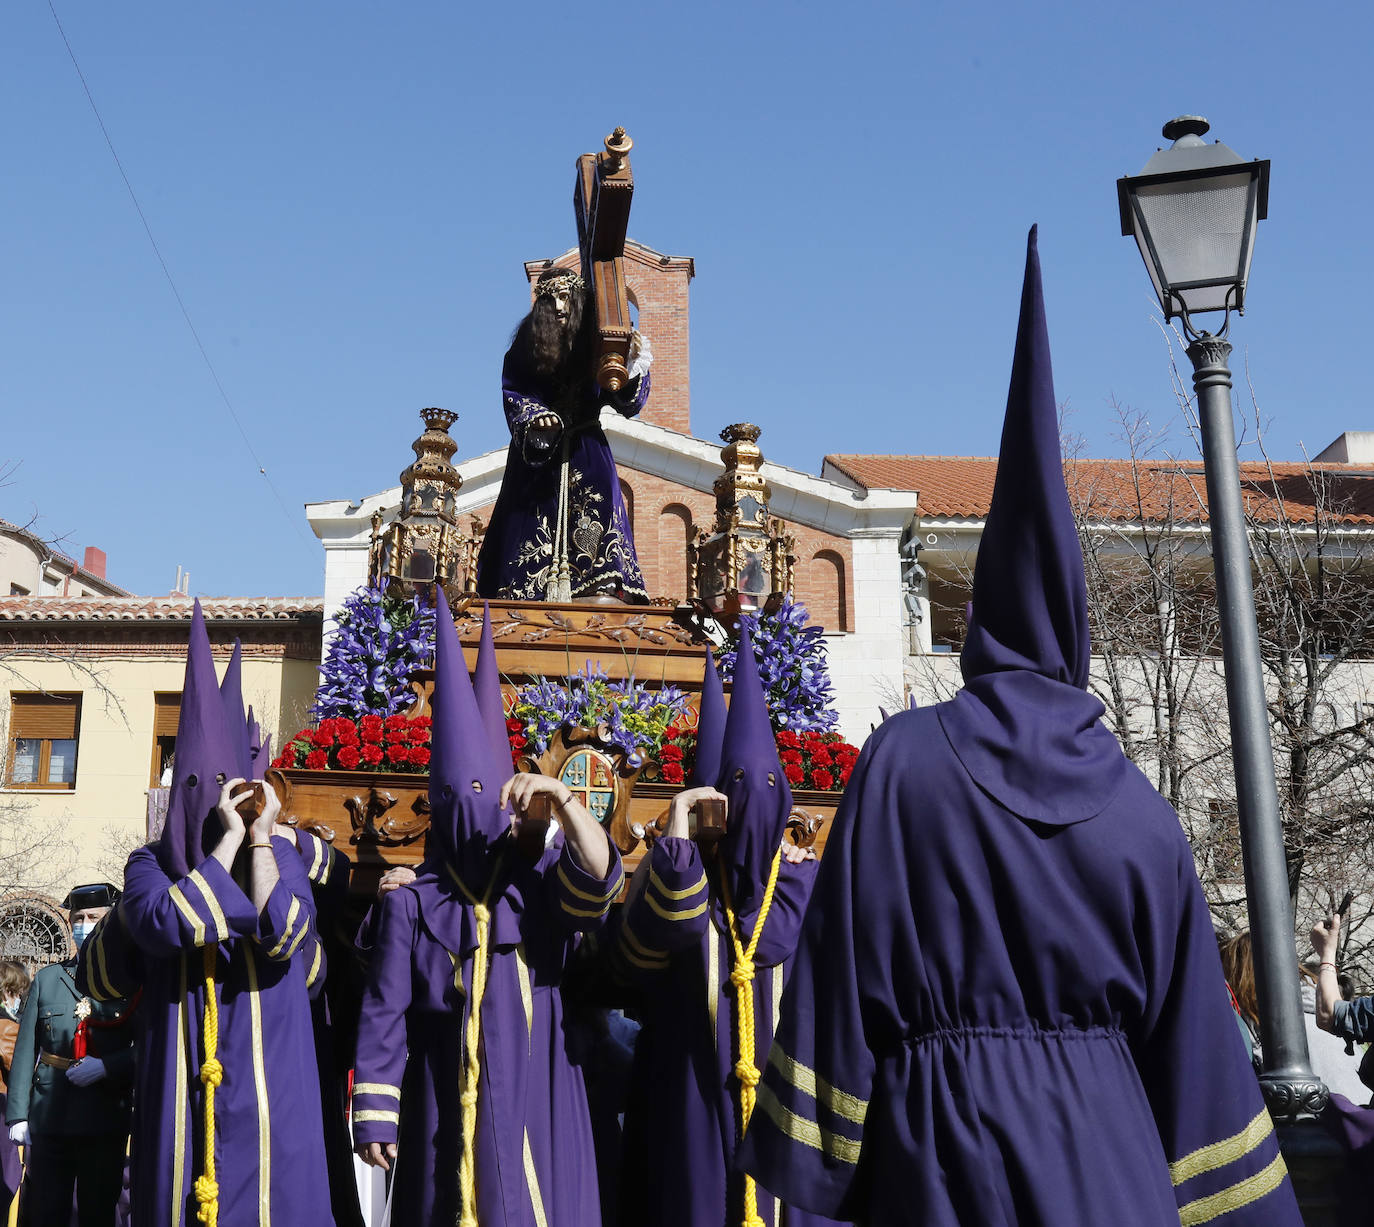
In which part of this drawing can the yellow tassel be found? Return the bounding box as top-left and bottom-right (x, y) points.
(451, 860), (503, 1227)
(720, 848), (783, 1227)
(196, 944), (221, 1227)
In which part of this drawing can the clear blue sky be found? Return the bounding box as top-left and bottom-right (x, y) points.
(3, 2), (1369, 597)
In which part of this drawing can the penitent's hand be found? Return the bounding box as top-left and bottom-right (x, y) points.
(665, 786), (726, 841)
(376, 866), (416, 901)
(356, 1141), (397, 1171)
(781, 841), (816, 865)
(249, 779), (282, 846)
(216, 778), (251, 840)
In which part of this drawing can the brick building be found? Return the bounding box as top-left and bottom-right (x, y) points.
(308, 240), (918, 739)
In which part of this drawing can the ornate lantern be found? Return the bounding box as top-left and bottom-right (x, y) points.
(368, 408), (483, 600)
(689, 423), (795, 619)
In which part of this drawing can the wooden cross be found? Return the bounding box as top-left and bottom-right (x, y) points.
(573, 127), (636, 393)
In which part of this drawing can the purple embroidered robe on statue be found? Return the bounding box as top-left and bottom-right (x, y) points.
(474, 342), (649, 602)
(738, 230), (1303, 1226)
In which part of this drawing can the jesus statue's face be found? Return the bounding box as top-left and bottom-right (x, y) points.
(550, 284), (574, 325)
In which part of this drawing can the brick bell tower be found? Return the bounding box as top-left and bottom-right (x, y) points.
(524, 239), (695, 435)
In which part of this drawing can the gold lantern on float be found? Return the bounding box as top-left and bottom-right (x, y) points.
(368, 408), (483, 602)
(689, 423), (795, 620)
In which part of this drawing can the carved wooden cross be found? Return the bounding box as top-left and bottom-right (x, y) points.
(573, 127), (636, 392)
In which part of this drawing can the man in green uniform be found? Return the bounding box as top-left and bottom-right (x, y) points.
(6, 883), (135, 1227)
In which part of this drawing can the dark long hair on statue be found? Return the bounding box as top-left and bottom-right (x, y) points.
(510, 266), (596, 402)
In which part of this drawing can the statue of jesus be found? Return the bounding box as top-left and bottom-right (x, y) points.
(474, 265), (652, 603)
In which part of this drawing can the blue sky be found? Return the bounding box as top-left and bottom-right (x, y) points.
(3, 2), (1369, 597)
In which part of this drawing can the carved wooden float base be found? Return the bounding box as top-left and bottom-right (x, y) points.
(276, 767), (839, 897)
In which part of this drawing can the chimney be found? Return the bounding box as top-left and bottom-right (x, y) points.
(82, 546), (107, 579)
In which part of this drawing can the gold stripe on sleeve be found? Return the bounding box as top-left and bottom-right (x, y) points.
(523, 1130), (549, 1227)
(648, 867), (708, 902)
(167, 885), (205, 947)
(620, 923), (667, 965)
(188, 869), (229, 942)
(561, 898), (616, 920)
(267, 898), (302, 959)
(352, 1083), (401, 1100)
(557, 862), (621, 906)
(91, 928), (117, 1001)
(1178, 1152), (1288, 1226)
(353, 1109), (401, 1125)
(308, 834), (325, 882)
(766, 1045), (869, 1125)
(305, 941), (323, 989)
(284, 916), (311, 960)
(1169, 1109), (1273, 1186)
(645, 892), (708, 923)
(754, 1083), (862, 1164)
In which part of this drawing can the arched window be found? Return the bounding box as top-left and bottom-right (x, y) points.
(657, 504), (694, 601)
(807, 550), (849, 632)
(0, 894), (72, 968)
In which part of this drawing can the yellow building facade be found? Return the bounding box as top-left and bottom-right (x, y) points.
(0, 597), (322, 898)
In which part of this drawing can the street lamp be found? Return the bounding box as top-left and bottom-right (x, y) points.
(1118, 119), (1324, 1117)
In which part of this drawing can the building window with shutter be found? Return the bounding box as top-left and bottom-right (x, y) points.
(5, 693), (82, 790)
(151, 692), (181, 787)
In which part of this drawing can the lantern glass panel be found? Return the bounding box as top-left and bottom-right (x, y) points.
(407, 548), (435, 583)
(1131, 170), (1255, 315)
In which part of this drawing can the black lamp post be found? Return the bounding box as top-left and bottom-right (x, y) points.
(1118, 118), (1324, 1117)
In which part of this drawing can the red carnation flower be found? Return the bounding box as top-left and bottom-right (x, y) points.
(416, 715), (433, 727)
(361, 744), (384, 767)
(387, 745), (411, 767)
(410, 747), (431, 768)
(776, 731), (801, 749)
(809, 748), (833, 768)
(311, 727), (335, 749)
(304, 750), (328, 771)
(783, 763), (804, 786)
(360, 715), (384, 743)
(811, 769), (835, 791)
(338, 726), (360, 747)
(384, 714), (407, 730)
(661, 761), (685, 785)
(408, 725), (431, 744)
(778, 748), (803, 766)
(506, 717), (524, 734)
(838, 764), (853, 785)
(658, 744), (684, 763)
(336, 746), (362, 770)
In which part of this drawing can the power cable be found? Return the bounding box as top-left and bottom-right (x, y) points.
(45, 1), (315, 554)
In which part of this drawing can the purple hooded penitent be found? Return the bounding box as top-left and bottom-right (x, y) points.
(351, 587), (623, 1226)
(687, 647), (726, 789)
(611, 627), (838, 1227)
(217, 638), (253, 785)
(246, 705), (272, 780)
(473, 600), (511, 775)
(104, 600), (331, 1226)
(739, 228), (1302, 1227)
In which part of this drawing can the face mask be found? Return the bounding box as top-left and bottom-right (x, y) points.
(72, 923), (94, 949)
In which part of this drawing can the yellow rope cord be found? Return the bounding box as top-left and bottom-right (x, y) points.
(451, 858), (503, 1227)
(719, 848), (784, 1227)
(194, 943), (223, 1225)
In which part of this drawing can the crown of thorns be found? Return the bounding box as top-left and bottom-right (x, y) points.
(534, 272), (586, 298)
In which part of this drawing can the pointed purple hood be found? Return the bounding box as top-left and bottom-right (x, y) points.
(416, 589), (509, 877)
(936, 227), (1127, 825)
(158, 602), (239, 877)
(688, 648), (726, 788)
(716, 626), (791, 922)
(218, 638), (253, 782)
(473, 602), (510, 773)
(246, 706), (272, 778)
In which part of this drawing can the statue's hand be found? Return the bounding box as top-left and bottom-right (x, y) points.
(529, 412), (562, 447)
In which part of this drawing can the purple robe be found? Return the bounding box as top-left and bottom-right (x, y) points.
(738, 229), (1301, 1226)
(351, 834), (623, 1227)
(98, 842), (330, 1227)
(474, 343), (649, 602)
(614, 838), (842, 1227)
